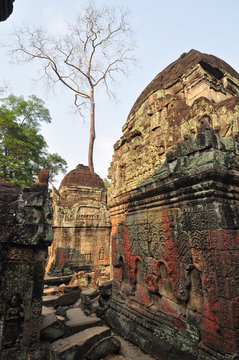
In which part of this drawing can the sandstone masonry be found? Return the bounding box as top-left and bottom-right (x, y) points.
(49, 164), (111, 273)
(106, 50), (239, 360)
(0, 170), (53, 360)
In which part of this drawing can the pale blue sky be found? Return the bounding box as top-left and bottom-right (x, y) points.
(1, 0), (239, 187)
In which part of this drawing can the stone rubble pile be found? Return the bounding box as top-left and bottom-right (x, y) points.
(40, 275), (118, 360)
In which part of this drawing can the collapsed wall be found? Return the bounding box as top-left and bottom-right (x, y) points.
(106, 50), (239, 360)
(0, 170), (53, 360)
(49, 164), (111, 273)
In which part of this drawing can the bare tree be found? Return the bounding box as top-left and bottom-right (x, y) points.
(11, 2), (135, 172)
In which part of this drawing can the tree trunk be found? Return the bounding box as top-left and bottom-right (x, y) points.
(88, 87), (95, 173)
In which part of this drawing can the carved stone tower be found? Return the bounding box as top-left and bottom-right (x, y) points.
(106, 50), (239, 360)
(49, 164), (111, 273)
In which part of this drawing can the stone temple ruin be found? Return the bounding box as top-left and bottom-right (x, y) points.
(1, 49), (239, 360)
(49, 164), (111, 274)
(106, 49), (239, 360)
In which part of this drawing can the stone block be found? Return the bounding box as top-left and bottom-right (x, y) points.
(99, 280), (113, 298)
(55, 306), (67, 317)
(42, 306), (56, 316)
(56, 289), (82, 306)
(86, 335), (121, 360)
(46, 326), (111, 360)
(41, 313), (65, 342)
(42, 295), (60, 307)
(81, 289), (99, 305)
(65, 308), (103, 336)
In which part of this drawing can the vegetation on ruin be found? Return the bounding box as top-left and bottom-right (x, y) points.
(10, 1), (136, 173)
(0, 94), (67, 185)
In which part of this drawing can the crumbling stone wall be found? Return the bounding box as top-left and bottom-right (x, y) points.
(49, 164), (111, 273)
(106, 50), (239, 360)
(0, 171), (53, 360)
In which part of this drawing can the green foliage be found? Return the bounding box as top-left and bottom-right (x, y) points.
(0, 94), (67, 186)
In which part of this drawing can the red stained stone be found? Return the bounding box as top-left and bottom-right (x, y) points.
(160, 297), (178, 317)
(134, 284), (150, 306)
(173, 317), (186, 331)
(200, 328), (223, 353)
(114, 268), (123, 281)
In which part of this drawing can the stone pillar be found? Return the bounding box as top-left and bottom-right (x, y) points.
(106, 50), (239, 360)
(0, 171), (53, 360)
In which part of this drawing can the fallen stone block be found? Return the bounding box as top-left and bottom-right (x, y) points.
(98, 295), (110, 308)
(65, 307), (85, 321)
(56, 289), (81, 307)
(65, 308), (102, 336)
(55, 306), (67, 317)
(87, 295), (100, 315)
(41, 313), (65, 342)
(71, 296), (82, 308)
(46, 326), (111, 360)
(64, 285), (80, 293)
(96, 306), (106, 318)
(99, 281), (112, 298)
(81, 289), (99, 305)
(42, 306), (56, 316)
(56, 315), (65, 323)
(44, 274), (72, 286)
(86, 335), (121, 360)
(42, 295), (60, 307)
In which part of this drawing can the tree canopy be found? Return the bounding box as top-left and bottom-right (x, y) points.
(0, 94), (67, 185)
(11, 1), (136, 173)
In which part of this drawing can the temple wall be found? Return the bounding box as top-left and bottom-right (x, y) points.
(106, 51), (239, 360)
(0, 172), (52, 360)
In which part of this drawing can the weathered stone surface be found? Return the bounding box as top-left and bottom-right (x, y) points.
(99, 280), (113, 298)
(108, 50), (239, 199)
(42, 306), (56, 316)
(106, 50), (239, 360)
(44, 274), (72, 286)
(86, 335), (121, 360)
(65, 308), (102, 336)
(41, 313), (65, 342)
(48, 164), (111, 272)
(42, 295), (60, 308)
(55, 306), (67, 317)
(0, 171), (53, 360)
(97, 281), (113, 318)
(46, 326), (111, 360)
(81, 289), (100, 305)
(56, 289), (82, 306)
